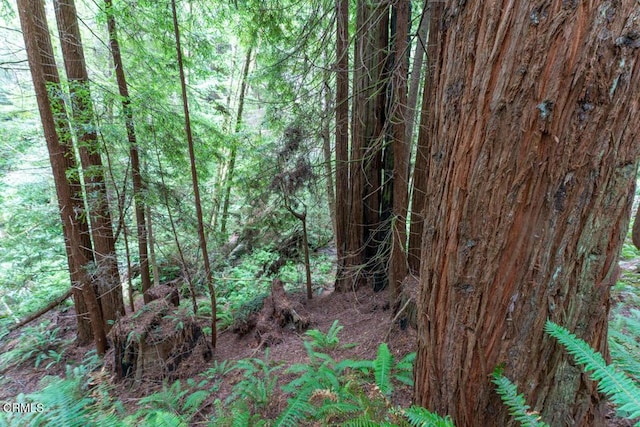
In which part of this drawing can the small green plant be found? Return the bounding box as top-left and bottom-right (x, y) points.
(610, 309), (640, 382)
(401, 405), (456, 427)
(278, 322), (419, 427)
(229, 349), (283, 409)
(496, 320), (640, 426)
(492, 366), (549, 427)
(0, 320), (69, 370)
(621, 241), (640, 260)
(128, 378), (211, 425)
(545, 320), (640, 420)
(305, 320), (356, 351)
(0, 362), (123, 427)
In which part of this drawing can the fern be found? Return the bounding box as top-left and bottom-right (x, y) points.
(2, 364), (123, 427)
(229, 350), (282, 408)
(0, 321), (69, 370)
(610, 309), (640, 382)
(342, 415), (396, 427)
(272, 389), (315, 427)
(492, 366), (549, 427)
(373, 343), (393, 396)
(545, 320), (640, 419)
(305, 320), (357, 350)
(182, 389), (209, 414)
(610, 328), (640, 382)
(402, 405), (455, 427)
(394, 352), (416, 387)
(140, 410), (187, 427)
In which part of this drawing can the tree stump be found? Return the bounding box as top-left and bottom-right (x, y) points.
(109, 299), (211, 382)
(232, 279), (310, 348)
(144, 284), (180, 307)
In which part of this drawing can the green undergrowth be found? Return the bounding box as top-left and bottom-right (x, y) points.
(0, 321), (450, 427)
(210, 246), (335, 331)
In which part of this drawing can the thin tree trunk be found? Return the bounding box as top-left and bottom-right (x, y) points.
(153, 141), (198, 315)
(221, 46), (253, 235)
(54, 0), (124, 329)
(104, 0), (152, 303)
(321, 64), (336, 239)
(100, 129), (136, 313)
(286, 204), (313, 300)
(122, 222), (135, 312)
(17, 0), (106, 354)
(407, 1), (441, 274)
(171, 0), (216, 348)
(146, 205), (160, 287)
(388, 0), (410, 302)
(404, 0), (428, 148)
(334, 0), (349, 291)
(413, 2), (640, 425)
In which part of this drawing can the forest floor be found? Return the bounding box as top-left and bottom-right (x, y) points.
(2, 255), (640, 425)
(0, 283), (417, 421)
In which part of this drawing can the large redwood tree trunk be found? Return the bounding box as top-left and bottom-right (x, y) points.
(413, 2), (640, 426)
(54, 0), (125, 329)
(17, 0), (106, 354)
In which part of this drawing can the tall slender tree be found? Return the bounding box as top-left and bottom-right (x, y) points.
(53, 0), (124, 328)
(388, 0), (410, 301)
(17, 0), (106, 354)
(220, 45), (253, 236)
(408, 1), (441, 273)
(104, 0), (152, 302)
(170, 0), (217, 349)
(413, 1), (640, 425)
(334, 0), (350, 291)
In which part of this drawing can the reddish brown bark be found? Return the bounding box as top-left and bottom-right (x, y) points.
(408, 1), (442, 273)
(346, 0), (367, 288)
(54, 0), (124, 329)
(632, 205), (640, 250)
(413, 2), (640, 426)
(17, 0), (106, 354)
(388, 0), (410, 301)
(334, 0), (350, 291)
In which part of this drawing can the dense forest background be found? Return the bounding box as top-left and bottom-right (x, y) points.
(1, 0), (640, 426)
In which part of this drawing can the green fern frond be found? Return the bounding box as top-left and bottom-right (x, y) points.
(335, 358), (374, 374)
(230, 409), (252, 427)
(492, 367), (549, 427)
(394, 352), (416, 387)
(610, 329), (640, 382)
(313, 397), (361, 421)
(402, 405), (455, 427)
(273, 390), (314, 427)
(342, 414), (395, 427)
(182, 389), (210, 414)
(141, 410), (187, 427)
(545, 320), (640, 418)
(373, 343), (393, 396)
